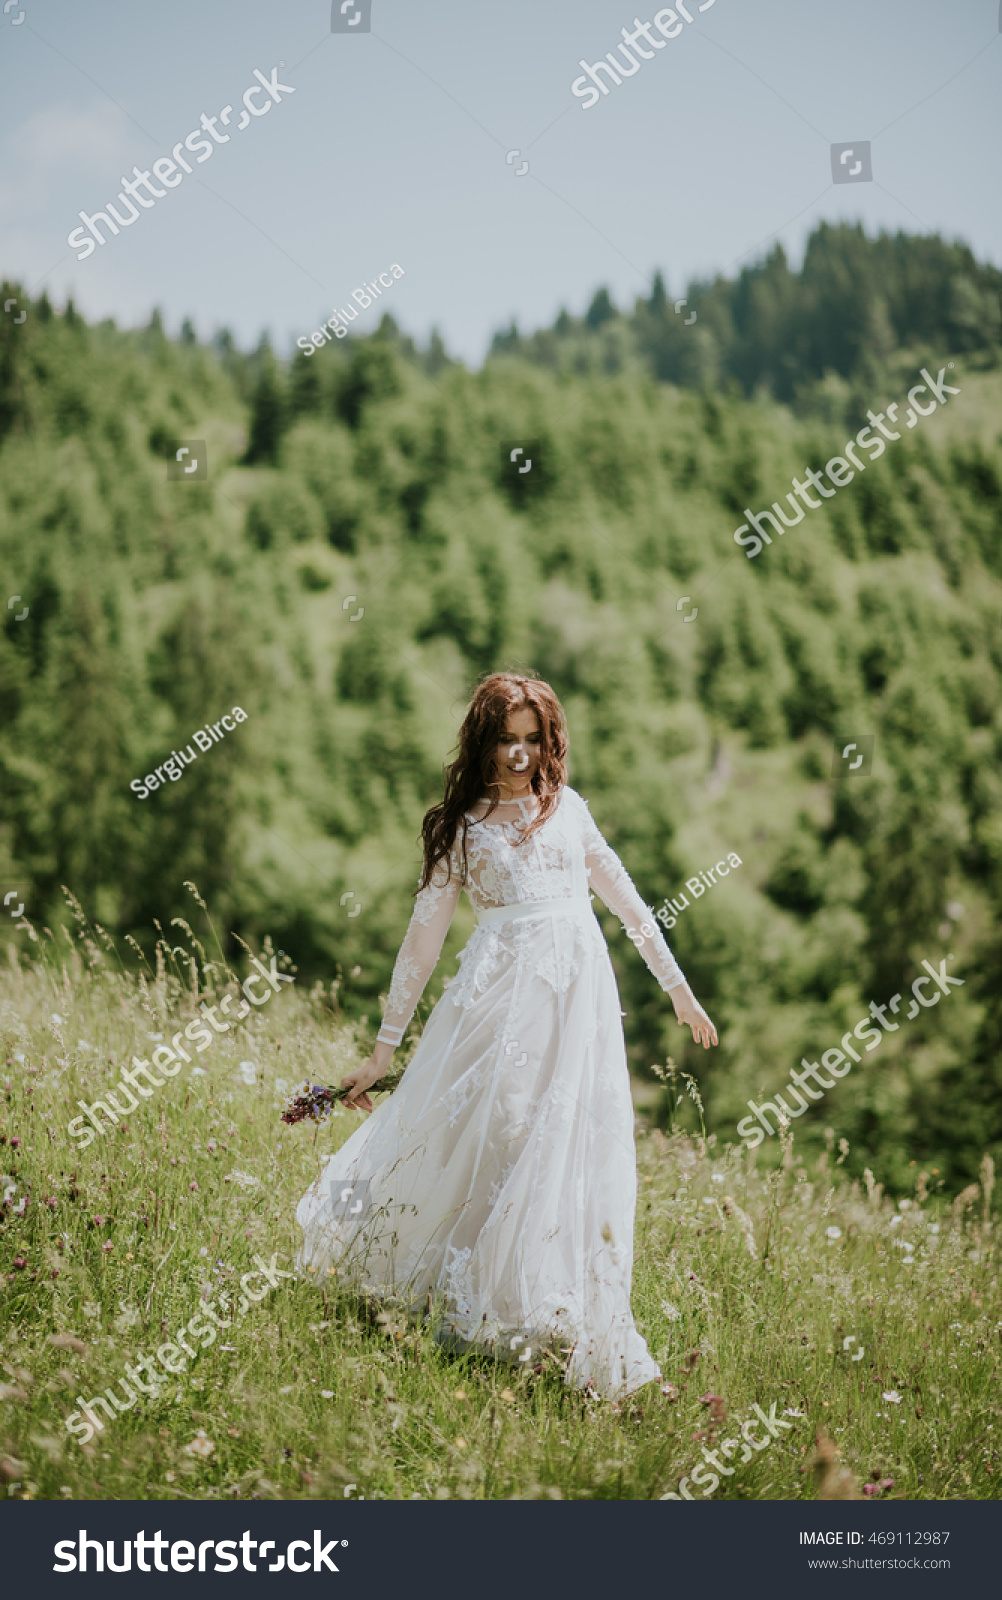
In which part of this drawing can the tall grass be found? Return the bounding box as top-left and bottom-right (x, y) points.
(0, 909), (998, 1501)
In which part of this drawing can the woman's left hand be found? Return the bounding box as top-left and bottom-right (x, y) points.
(670, 984), (718, 1049)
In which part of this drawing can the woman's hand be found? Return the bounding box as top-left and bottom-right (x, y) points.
(670, 983), (718, 1050)
(341, 1044), (394, 1114)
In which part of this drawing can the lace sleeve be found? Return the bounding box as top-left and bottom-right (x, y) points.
(573, 791), (687, 994)
(375, 847), (463, 1047)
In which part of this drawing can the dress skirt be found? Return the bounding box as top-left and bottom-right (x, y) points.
(295, 898), (662, 1398)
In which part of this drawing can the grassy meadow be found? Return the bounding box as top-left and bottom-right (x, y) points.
(1, 909), (997, 1502)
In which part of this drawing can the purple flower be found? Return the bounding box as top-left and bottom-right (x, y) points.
(280, 1070), (403, 1126)
(280, 1084), (339, 1126)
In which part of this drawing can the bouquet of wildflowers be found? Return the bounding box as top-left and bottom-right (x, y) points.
(280, 1071), (404, 1126)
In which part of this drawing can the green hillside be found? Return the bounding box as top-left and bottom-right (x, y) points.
(2, 224), (1001, 1192)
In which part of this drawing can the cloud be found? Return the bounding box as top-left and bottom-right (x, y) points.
(0, 98), (138, 223)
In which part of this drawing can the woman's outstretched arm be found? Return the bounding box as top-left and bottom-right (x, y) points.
(341, 856), (463, 1109)
(575, 793), (718, 1050)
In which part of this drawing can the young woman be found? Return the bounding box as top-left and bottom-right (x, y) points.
(296, 672), (717, 1397)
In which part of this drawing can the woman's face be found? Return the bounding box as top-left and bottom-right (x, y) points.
(491, 704), (541, 798)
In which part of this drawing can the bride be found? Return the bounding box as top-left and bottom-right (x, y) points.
(296, 672), (717, 1397)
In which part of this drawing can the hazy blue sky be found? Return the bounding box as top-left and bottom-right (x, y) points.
(1, 0), (999, 363)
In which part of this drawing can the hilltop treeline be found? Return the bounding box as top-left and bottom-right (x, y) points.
(492, 222), (1002, 406)
(1, 223), (1001, 1190)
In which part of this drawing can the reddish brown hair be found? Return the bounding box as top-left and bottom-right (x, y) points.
(419, 672), (568, 890)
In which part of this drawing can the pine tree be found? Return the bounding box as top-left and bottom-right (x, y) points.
(242, 342), (286, 464)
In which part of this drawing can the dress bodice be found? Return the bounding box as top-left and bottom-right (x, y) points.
(458, 793), (591, 911)
(374, 787), (685, 1047)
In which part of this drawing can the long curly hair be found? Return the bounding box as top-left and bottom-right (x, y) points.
(419, 672), (568, 890)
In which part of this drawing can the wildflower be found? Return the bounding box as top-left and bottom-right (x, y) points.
(12, 1257), (27, 1270)
(453, 1388), (467, 1400)
(102, 1241), (114, 1254)
(189, 1181), (198, 1192)
(281, 1072), (404, 1126)
(863, 1482), (880, 1496)
(51, 1014), (64, 1025)
(826, 1226), (842, 1240)
(660, 1382), (679, 1401)
(228, 1170), (261, 1190)
(499, 1389), (516, 1402)
(882, 1391), (902, 1404)
(10, 1138), (20, 1150)
(929, 1224), (940, 1235)
(191, 1067), (206, 1077)
(125, 1252), (133, 1261)
(454, 1437), (467, 1448)
(699, 1392), (727, 1427)
(239, 1062), (257, 1085)
(93, 1215), (105, 1227)
(783, 1407), (805, 1417)
(321, 1390), (334, 1399)
(199, 1247), (208, 1257)
(184, 1431), (216, 1459)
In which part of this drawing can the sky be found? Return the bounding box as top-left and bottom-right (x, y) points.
(1, 0), (1000, 365)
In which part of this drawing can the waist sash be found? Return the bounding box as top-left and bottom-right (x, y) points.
(475, 897), (594, 928)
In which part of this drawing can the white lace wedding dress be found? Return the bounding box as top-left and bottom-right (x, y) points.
(296, 785), (686, 1397)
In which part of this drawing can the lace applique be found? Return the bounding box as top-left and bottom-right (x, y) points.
(448, 926), (506, 1012)
(534, 943), (582, 995)
(505, 1088), (545, 1143)
(444, 1064), (482, 1127)
(411, 874), (450, 926)
(444, 1244), (473, 1318)
(384, 953), (424, 1016)
(570, 789), (686, 992)
(487, 1161), (515, 1212)
(533, 917), (600, 995)
(467, 850), (508, 906)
